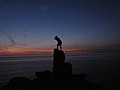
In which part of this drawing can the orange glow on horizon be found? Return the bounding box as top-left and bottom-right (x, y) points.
(0, 47), (52, 55)
(0, 46), (87, 55)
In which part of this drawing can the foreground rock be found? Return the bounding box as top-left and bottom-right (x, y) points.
(1, 72), (109, 90)
(0, 49), (109, 90)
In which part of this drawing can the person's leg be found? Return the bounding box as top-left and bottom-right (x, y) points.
(60, 43), (62, 50)
(57, 44), (59, 49)
(60, 45), (62, 50)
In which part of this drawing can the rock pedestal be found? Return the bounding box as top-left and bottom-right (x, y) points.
(53, 49), (72, 77)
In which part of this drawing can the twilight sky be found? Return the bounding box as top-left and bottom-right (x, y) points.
(0, 0), (120, 55)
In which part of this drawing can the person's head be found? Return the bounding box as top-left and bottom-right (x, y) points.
(55, 36), (58, 38)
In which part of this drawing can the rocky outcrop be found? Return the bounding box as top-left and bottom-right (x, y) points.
(0, 49), (109, 90)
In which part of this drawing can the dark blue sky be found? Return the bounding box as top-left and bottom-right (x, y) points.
(0, 0), (120, 54)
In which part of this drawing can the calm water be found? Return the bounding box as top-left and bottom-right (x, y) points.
(0, 53), (120, 89)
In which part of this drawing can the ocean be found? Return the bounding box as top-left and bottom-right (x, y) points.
(0, 53), (120, 90)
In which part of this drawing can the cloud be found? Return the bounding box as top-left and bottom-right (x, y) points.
(85, 42), (120, 53)
(0, 30), (26, 54)
(63, 42), (120, 54)
(40, 5), (48, 11)
(0, 30), (16, 46)
(0, 30), (16, 54)
(0, 45), (9, 54)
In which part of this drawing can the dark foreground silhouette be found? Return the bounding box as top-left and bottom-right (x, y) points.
(0, 49), (109, 90)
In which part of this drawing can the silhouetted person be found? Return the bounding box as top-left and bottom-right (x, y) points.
(54, 36), (62, 50)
